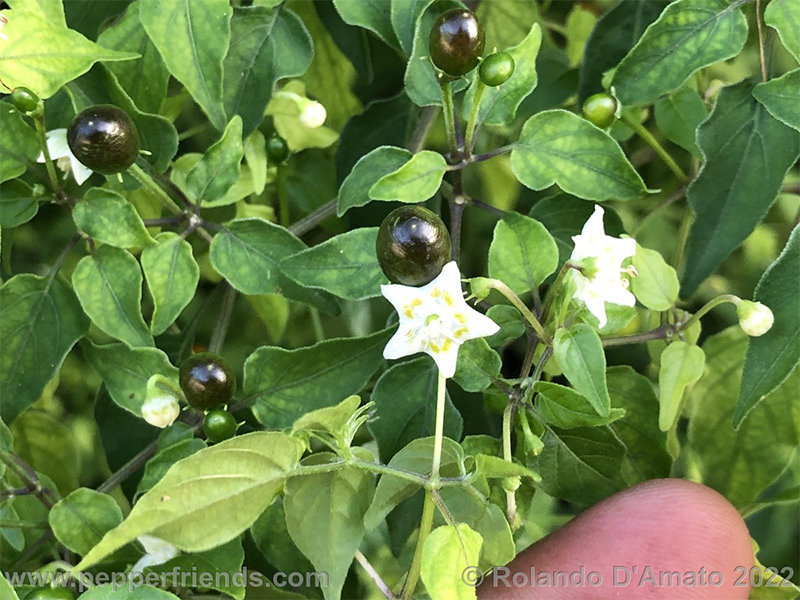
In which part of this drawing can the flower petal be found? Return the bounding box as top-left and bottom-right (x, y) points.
(383, 327), (417, 360)
(431, 344), (459, 378)
(69, 155), (93, 185)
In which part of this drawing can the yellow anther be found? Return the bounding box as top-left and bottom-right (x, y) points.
(429, 342), (440, 354)
(455, 313), (467, 324)
(454, 327), (467, 338)
(443, 291), (454, 306)
(442, 338), (452, 351)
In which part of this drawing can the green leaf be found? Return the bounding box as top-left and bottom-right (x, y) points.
(0, 573), (19, 600)
(553, 324), (611, 417)
(629, 243), (679, 311)
(487, 212), (558, 295)
(139, 0), (230, 130)
(138, 427), (206, 495)
(77, 585), (180, 600)
(74, 432), (304, 571)
(765, 0), (800, 62)
(653, 87), (708, 157)
(186, 116), (243, 205)
(658, 341), (705, 432)
(11, 410), (80, 494)
(736, 226), (800, 427)
(337, 145), (411, 216)
(527, 424), (624, 507)
(420, 524), (482, 600)
(565, 5), (596, 68)
(368, 150), (449, 203)
(292, 395), (362, 438)
(681, 81), (800, 295)
(606, 366), (671, 482)
(0, 274), (88, 423)
(511, 110), (647, 202)
(0, 180), (38, 229)
(49, 488), (123, 555)
(72, 188), (153, 249)
(461, 23), (542, 127)
(688, 328), (800, 507)
(578, 0), (668, 102)
(72, 245), (153, 348)
(364, 437), (464, 529)
(284, 463), (374, 600)
(484, 305), (525, 346)
(281, 228), (387, 301)
(96, 1), (170, 114)
(141, 232), (200, 336)
(7, 0), (65, 25)
(150, 538), (245, 600)
(471, 454), (540, 482)
(453, 338), (502, 393)
(390, 0), (433, 55)
(0, 9), (137, 99)
(83, 341), (178, 416)
(369, 357), (463, 462)
(535, 382), (625, 429)
(245, 329), (391, 429)
(224, 6), (313, 136)
(334, 0), (397, 49)
(0, 104), (40, 184)
(753, 69), (800, 133)
(611, 0), (748, 106)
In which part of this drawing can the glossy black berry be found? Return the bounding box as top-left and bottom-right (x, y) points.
(376, 205), (451, 286)
(479, 52), (515, 87)
(10, 87), (39, 113)
(582, 93), (618, 129)
(203, 409), (238, 443)
(266, 133), (289, 163)
(66, 104), (139, 175)
(179, 352), (235, 411)
(429, 9), (485, 77)
(25, 588), (77, 600)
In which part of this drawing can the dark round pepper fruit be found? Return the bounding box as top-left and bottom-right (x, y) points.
(203, 409), (238, 443)
(479, 52), (515, 87)
(376, 205), (452, 287)
(582, 93), (618, 129)
(10, 87), (40, 113)
(25, 588), (77, 600)
(266, 133), (289, 163)
(429, 9), (485, 77)
(179, 352), (236, 411)
(66, 104), (139, 175)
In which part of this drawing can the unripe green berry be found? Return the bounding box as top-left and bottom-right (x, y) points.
(11, 87), (39, 113)
(479, 52), (515, 87)
(266, 133), (289, 163)
(203, 409), (238, 443)
(582, 93), (618, 129)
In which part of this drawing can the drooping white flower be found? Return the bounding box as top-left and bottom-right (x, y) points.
(130, 535), (179, 572)
(570, 205), (637, 328)
(381, 261), (499, 378)
(737, 300), (774, 337)
(36, 128), (93, 185)
(141, 393), (180, 428)
(299, 100), (327, 129)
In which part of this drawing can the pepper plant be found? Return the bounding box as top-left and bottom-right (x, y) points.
(0, 0), (798, 599)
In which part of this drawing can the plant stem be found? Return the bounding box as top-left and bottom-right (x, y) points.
(289, 199), (337, 236)
(469, 144), (514, 164)
(355, 550), (395, 600)
(678, 294), (740, 332)
(672, 204), (693, 270)
(601, 325), (671, 347)
(540, 261), (572, 322)
(32, 114), (66, 201)
(178, 123), (210, 142)
(143, 215), (184, 227)
(502, 402), (517, 525)
(621, 114), (689, 184)
(464, 80), (486, 157)
(440, 79), (459, 159)
(0, 451), (58, 509)
(45, 233), (81, 287)
(449, 194), (465, 263)
(277, 164), (290, 227)
(469, 198), (505, 216)
(0, 519), (49, 529)
(408, 106), (441, 154)
(309, 307), (325, 343)
(96, 440), (159, 494)
(632, 187), (686, 235)
(400, 492), (435, 600)
(431, 372), (448, 481)
(480, 278), (552, 345)
(129, 163), (182, 214)
(209, 284), (237, 354)
(755, 0), (768, 82)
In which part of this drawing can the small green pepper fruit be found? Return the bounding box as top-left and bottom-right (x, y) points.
(429, 9), (485, 77)
(266, 133), (289, 163)
(203, 409), (238, 443)
(67, 105), (139, 174)
(376, 205), (452, 287)
(10, 87), (40, 113)
(479, 52), (515, 86)
(582, 93), (618, 129)
(25, 588), (77, 600)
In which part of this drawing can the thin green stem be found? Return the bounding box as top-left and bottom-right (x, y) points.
(129, 163), (182, 214)
(408, 106), (441, 154)
(621, 114), (689, 184)
(673, 205), (693, 270)
(288, 199), (337, 236)
(0, 519), (49, 529)
(601, 325), (671, 347)
(755, 0), (767, 82)
(464, 80), (486, 157)
(178, 123), (210, 142)
(632, 187), (686, 236)
(440, 79), (459, 159)
(209, 284), (237, 354)
(541, 261), (572, 321)
(309, 307), (325, 343)
(277, 164), (290, 227)
(32, 113), (65, 201)
(355, 550), (395, 600)
(45, 233), (81, 286)
(479, 278), (552, 345)
(400, 492), (435, 600)
(502, 402), (516, 524)
(679, 294), (740, 332)
(431, 372), (447, 480)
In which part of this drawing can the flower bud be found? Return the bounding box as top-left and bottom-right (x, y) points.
(141, 393), (180, 428)
(300, 100), (327, 129)
(737, 300), (774, 337)
(467, 277), (494, 302)
(501, 476), (521, 492)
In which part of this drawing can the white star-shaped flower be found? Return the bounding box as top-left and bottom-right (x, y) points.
(130, 535), (179, 572)
(36, 128), (93, 185)
(381, 261), (499, 378)
(141, 393), (180, 428)
(570, 205), (636, 328)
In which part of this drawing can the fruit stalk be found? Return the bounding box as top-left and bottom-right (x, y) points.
(464, 79), (485, 157)
(32, 113), (65, 201)
(621, 114), (689, 183)
(440, 79), (459, 159)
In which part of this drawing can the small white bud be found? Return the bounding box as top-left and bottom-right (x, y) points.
(300, 101), (326, 129)
(737, 300), (774, 337)
(141, 393), (180, 428)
